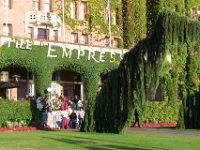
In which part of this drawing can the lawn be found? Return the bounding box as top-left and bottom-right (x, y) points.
(0, 129), (200, 150)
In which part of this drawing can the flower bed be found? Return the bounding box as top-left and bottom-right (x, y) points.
(132, 122), (177, 127)
(0, 126), (38, 132)
(0, 126), (61, 132)
(0, 122), (177, 132)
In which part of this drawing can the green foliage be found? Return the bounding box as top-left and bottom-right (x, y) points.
(141, 101), (181, 123)
(57, 0), (122, 39)
(0, 99), (32, 127)
(122, 0), (147, 48)
(57, 0), (147, 49)
(0, 41), (120, 131)
(146, 0), (200, 36)
(95, 10), (200, 133)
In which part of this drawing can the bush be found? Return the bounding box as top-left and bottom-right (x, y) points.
(140, 100), (181, 123)
(0, 99), (32, 127)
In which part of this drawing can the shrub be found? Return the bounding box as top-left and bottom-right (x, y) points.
(0, 99), (32, 127)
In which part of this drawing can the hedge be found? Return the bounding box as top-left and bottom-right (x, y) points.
(0, 99), (32, 127)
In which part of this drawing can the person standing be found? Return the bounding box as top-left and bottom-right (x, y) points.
(60, 96), (68, 110)
(133, 109), (140, 128)
(73, 95), (79, 110)
(78, 107), (85, 128)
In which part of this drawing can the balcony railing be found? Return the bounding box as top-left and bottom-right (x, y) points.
(25, 11), (62, 27)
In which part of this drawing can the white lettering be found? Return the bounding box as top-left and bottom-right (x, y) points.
(16, 39), (25, 49)
(62, 46), (69, 58)
(110, 51), (116, 62)
(88, 50), (99, 63)
(120, 50), (125, 60)
(69, 48), (76, 58)
(77, 46), (85, 59)
(47, 43), (57, 57)
(2, 38), (126, 63)
(99, 50), (106, 62)
(26, 40), (32, 50)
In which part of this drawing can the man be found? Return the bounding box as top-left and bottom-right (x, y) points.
(73, 95), (79, 110)
(78, 107), (85, 128)
(133, 109), (140, 128)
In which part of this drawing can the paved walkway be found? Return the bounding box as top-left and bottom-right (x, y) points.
(125, 127), (200, 138)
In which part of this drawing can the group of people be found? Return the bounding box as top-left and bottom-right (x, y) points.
(60, 95), (82, 111)
(60, 94), (85, 129)
(59, 94), (140, 129)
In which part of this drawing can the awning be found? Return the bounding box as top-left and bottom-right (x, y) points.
(0, 82), (19, 89)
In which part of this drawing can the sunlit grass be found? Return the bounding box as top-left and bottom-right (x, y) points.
(0, 129), (199, 150)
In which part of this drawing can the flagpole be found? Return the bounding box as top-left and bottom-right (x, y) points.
(62, 0), (65, 42)
(108, 0), (112, 47)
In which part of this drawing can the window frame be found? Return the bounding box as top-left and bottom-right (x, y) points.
(3, 23), (12, 36)
(80, 34), (88, 45)
(71, 32), (78, 43)
(37, 28), (49, 40)
(80, 1), (87, 21)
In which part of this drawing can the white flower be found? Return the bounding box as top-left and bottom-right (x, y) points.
(51, 98), (62, 110)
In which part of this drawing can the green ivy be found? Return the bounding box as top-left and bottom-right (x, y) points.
(146, 0), (200, 36)
(121, 0), (147, 48)
(0, 42), (121, 131)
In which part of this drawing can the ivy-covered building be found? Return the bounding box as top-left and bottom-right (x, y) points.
(0, 0), (200, 132)
(0, 0), (126, 101)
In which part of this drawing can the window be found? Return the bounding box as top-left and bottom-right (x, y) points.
(71, 33), (78, 43)
(70, 1), (77, 19)
(38, 28), (49, 40)
(80, 34), (88, 45)
(0, 71), (9, 82)
(28, 27), (34, 39)
(32, 0), (39, 11)
(52, 30), (58, 41)
(112, 11), (116, 25)
(3, 0), (12, 9)
(192, 8), (199, 20)
(80, 2), (87, 20)
(105, 37), (110, 47)
(113, 38), (119, 48)
(146, 83), (163, 101)
(174, 5), (178, 12)
(3, 23), (12, 36)
(44, 0), (50, 12)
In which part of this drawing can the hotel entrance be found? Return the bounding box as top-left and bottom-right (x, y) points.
(51, 70), (84, 102)
(0, 67), (34, 100)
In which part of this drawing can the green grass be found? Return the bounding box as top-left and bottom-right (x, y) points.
(0, 130), (200, 150)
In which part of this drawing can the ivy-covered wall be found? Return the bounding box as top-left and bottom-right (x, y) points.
(0, 43), (120, 131)
(122, 0), (147, 48)
(95, 10), (200, 133)
(59, 0), (199, 49)
(146, 0), (200, 36)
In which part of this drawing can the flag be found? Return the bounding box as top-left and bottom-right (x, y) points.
(105, 0), (110, 21)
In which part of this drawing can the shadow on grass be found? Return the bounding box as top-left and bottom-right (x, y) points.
(42, 135), (167, 150)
